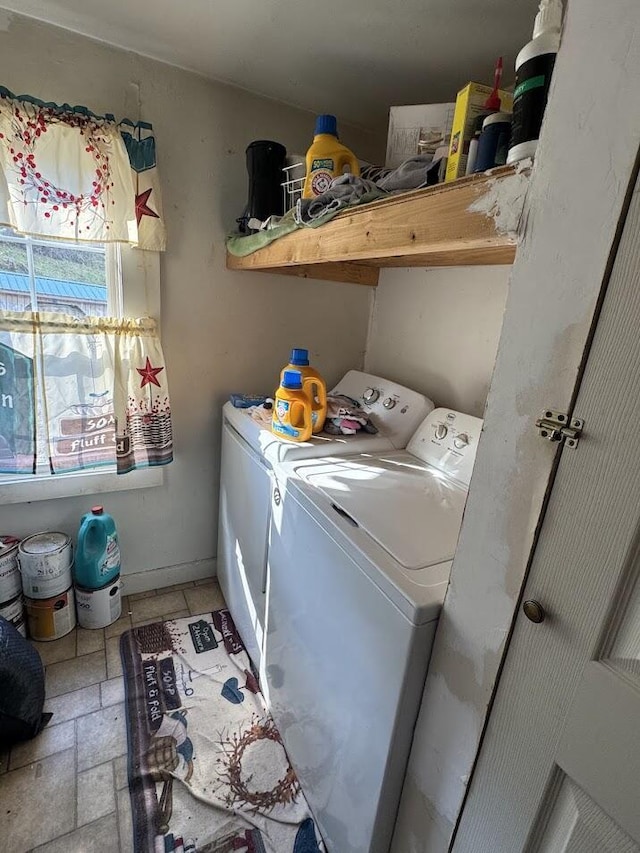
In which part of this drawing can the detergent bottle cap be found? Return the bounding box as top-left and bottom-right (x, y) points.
(315, 114), (338, 137)
(289, 348), (309, 366)
(91, 506), (104, 515)
(533, 0), (563, 38)
(282, 370), (303, 390)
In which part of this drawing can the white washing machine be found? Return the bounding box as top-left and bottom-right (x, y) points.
(217, 370), (433, 668)
(264, 408), (482, 853)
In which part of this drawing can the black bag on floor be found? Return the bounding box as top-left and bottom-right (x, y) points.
(0, 616), (51, 746)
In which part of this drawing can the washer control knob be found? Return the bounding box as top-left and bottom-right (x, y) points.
(435, 424), (448, 440)
(363, 388), (380, 404)
(382, 397), (396, 410)
(454, 433), (470, 449)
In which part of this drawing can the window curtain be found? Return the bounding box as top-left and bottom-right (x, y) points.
(0, 311), (172, 475)
(0, 87), (166, 251)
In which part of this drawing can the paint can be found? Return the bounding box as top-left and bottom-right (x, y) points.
(0, 592), (26, 637)
(75, 575), (122, 630)
(0, 535), (22, 604)
(18, 532), (73, 599)
(25, 588), (76, 641)
(0, 536), (25, 636)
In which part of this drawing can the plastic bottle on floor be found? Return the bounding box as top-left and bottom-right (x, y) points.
(74, 506), (122, 629)
(272, 370), (313, 442)
(280, 348), (327, 433)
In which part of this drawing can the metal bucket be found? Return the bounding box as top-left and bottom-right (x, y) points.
(0, 535), (21, 604)
(18, 532), (73, 599)
(0, 592), (26, 637)
(75, 575), (122, 630)
(25, 587), (76, 641)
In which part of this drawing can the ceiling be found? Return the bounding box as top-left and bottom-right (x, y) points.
(0, 0), (538, 132)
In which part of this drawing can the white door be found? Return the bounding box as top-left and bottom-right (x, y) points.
(452, 171), (640, 851)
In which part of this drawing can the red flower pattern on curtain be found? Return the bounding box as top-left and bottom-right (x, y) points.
(0, 87), (166, 250)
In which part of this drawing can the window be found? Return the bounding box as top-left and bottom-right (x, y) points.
(0, 226), (116, 317)
(0, 227), (162, 504)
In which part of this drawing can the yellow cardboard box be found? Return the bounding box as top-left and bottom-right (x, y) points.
(445, 83), (513, 182)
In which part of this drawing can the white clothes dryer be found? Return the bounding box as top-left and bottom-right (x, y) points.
(217, 370), (434, 668)
(264, 408), (482, 853)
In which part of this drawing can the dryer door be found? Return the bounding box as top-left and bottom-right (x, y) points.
(217, 421), (271, 668)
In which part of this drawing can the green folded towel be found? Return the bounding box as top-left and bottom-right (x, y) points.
(226, 190), (384, 258)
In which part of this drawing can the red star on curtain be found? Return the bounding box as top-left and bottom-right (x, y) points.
(135, 188), (160, 226)
(137, 357), (164, 388)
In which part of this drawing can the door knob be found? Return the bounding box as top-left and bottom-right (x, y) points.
(523, 600), (546, 623)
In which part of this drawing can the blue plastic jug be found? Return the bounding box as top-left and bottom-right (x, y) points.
(74, 506), (121, 590)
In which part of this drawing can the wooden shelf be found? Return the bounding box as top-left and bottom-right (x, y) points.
(226, 165), (525, 286)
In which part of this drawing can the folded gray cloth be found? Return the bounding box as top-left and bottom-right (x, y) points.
(359, 161), (394, 183)
(376, 155), (442, 191)
(295, 174), (382, 225)
(295, 157), (446, 226)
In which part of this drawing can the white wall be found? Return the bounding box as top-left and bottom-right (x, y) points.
(0, 13), (380, 589)
(366, 266), (510, 417)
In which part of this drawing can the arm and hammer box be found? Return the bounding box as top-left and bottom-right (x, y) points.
(445, 83), (513, 182)
(385, 103), (455, 169)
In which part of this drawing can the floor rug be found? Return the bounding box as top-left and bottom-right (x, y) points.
(120, 609), (324, 853)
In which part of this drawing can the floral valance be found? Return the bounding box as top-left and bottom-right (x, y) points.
(0, 87), (166, 251)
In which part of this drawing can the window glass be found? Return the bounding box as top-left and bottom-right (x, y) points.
(0, 226), (109, 316)
(0, 227), (29, 313)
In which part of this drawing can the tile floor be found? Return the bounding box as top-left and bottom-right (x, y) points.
(0, 578), (226, 853)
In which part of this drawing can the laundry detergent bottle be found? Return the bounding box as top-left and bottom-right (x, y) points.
(302, 115), (360, 199)
(272, 370), (313, 442)
(75, 506), (121, 590)
(281, 348), (327, 433)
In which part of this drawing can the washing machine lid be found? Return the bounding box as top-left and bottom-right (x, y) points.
(223, 401), (396, 464)
(291, 452), (468, 570)
(222, 371), (434, 464)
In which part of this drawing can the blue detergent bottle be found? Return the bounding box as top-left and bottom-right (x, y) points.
(75, 506), (121, 590)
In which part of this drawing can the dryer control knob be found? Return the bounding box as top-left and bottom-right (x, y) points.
(363, 388), (379, 404)
(454, 433), (470, 449)
(435, 424), (448, 440)
(382, 397), (396, 409)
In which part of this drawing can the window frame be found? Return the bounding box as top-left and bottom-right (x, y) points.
(0, 242), (163, 505)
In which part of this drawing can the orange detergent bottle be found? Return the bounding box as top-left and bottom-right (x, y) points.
(272, 370), (313, 442)
(302, 115), (360, 198)
(280, 348), (327, 433)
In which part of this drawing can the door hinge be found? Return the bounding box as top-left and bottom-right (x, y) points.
(535, 410), (584, 448)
